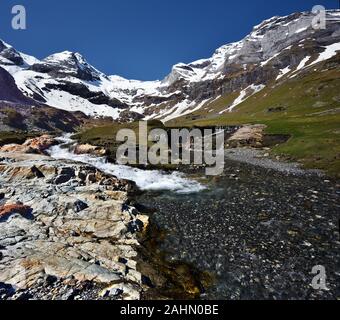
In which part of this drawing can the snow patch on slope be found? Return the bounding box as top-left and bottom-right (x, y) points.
(43, 89), (121, 118)
(220, 84), (265, 114)
(20, 52), (41, 66)
(162, 98), (211, 122)
(296, 56), (311, 71)
(276, 66), (291, 80)
(290, 56), (311, 78)
(309, 43), (340, 67)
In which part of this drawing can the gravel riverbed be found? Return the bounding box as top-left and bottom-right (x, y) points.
(137, 153), (340, 300)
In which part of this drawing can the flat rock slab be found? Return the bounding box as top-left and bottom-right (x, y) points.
(0, 151), (148, 300)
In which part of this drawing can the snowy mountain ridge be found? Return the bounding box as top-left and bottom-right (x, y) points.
(0, 10), (340, 122)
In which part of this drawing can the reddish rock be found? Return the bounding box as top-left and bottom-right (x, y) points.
(23, 135), (56, 152)
(0, 135), (56, 155)
(0, 144), (34, 154)
(0, 204), (32, 219)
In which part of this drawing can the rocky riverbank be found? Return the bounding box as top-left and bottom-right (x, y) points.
(1, 134), (339, 300)
(0, 136), (211, 300)
(0, 149), (151, 300)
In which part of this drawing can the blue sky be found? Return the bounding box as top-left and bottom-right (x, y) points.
(0, 0), (338, 80)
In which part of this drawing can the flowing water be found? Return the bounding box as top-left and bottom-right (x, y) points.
(48, 135), (205, 194)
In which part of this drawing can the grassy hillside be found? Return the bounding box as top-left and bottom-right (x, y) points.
(169, 61), (340, 177)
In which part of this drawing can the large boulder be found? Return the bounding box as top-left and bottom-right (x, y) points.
(227, 124), (267, 148)
(0, 135), (56, 155)
(23, 135), (57, 152)
(74, 144), (107, 157)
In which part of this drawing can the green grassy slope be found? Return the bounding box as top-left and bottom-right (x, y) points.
(169, 61), (340, 177)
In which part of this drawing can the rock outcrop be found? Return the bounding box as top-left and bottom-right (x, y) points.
(0, 151), (149, 300)
(0, 135), (57, 155)
(74, 144), (107, 157)
(227, 125), (267, 148)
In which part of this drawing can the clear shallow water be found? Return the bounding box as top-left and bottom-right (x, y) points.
(47, 135), (205, 194)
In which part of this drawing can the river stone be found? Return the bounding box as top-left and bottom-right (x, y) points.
(54, 174), (72, 185)
(73, 200), (89, 213)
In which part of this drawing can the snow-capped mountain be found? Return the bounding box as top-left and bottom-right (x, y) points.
(0, 10), (340, 123)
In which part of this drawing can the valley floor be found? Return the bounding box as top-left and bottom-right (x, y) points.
(0, 136), (339, 300)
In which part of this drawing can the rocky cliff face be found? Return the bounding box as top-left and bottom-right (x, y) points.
(0, 67), (36, 105)
(30, 51), (102, 81)
(0, 65), (88, 132)
(0, 136), (208, 300)
(146, 10), (340, 121)
(0, 10), (339, 123)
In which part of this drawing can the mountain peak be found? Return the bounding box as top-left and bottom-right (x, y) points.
(29, 50), (103, 81)
(0, 39), (40, 69)
(0, 39), (11, 49)
(44, 51), (85, 63)
(0, 39), (25, 66)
